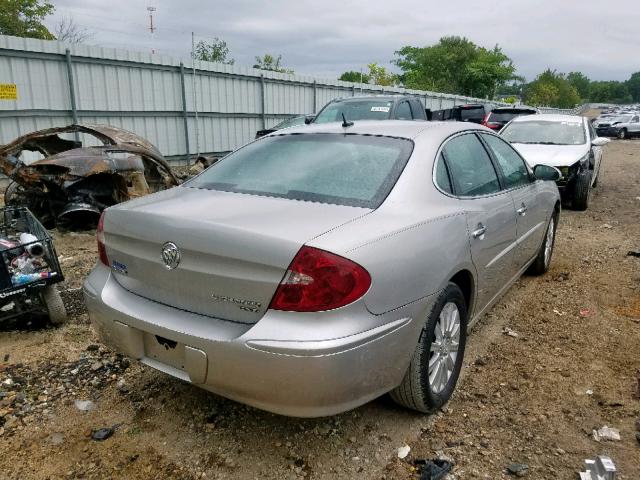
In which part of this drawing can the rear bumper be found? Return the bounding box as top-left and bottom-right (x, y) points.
(83, 264), (432, 417)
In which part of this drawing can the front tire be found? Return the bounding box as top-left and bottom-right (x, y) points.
(528, 212), (557, 275)
(390, 283), (467, 413)
(572, 170), (591, 211)
(617, 128), (627, 139)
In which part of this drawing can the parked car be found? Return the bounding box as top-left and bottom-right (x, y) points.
(501, 114), (609, 210)
(255, 115), (309, 139)
(432, 103), (496, 124)
(594, 114), (640, 138)
(481, 107), (538, 131)
(84, 120), (560, 417)
(312, 95), (428, 123)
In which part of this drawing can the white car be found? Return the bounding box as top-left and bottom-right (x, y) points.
(501, 114), (609, 210)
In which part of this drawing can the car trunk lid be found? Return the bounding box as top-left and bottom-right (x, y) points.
(103, 186), (370, 324)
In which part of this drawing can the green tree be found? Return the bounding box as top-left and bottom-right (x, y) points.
(394, 36), (517, 98)
(0, 0), (55, 39)
(524, 70), (580, 108)
(366, 63), (396, 86)
(253, 54), (293, 74)
(567, 72), (591, 100)
(193, 38), (234, 64)
(339, 70), (370, 83)
(626, 72), (640, 102)
(589, 80), (631, 104)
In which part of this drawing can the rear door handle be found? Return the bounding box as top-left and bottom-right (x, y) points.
(472, 225), (487, 239)
(517, 204), (527, 216)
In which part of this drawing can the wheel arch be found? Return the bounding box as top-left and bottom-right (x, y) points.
(449, 269), (474, 315)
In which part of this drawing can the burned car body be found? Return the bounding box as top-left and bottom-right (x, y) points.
(0, 124), (179, 227)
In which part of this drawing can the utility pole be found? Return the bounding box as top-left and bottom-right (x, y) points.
(147, 6), (156, 54)
(191, 32), (200, 163)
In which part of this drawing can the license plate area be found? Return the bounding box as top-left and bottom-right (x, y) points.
(143, 332), (186, 370)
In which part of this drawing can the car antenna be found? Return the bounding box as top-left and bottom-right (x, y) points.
(341, 113), (354, 128)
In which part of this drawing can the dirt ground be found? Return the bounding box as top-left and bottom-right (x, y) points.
(1, 136), (639, 479)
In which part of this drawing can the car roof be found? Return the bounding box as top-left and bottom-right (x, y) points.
(492, 106), (537, 112)
(269, 120), (487, 140)
(510, 113), (584, 124)
(329, 95), (417, 104)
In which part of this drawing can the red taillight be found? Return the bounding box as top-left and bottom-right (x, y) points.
(481, 114), (490, 126)
(97, 211), (109, 266)
(269, 246), (371, 312)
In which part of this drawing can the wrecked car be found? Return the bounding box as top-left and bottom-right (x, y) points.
(0, 124), (180, 228)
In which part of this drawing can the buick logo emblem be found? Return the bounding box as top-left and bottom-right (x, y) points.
(161, 242), (181, 270)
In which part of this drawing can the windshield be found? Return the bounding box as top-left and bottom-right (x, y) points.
(501, 120), (586, 145)
(459, 107), (484, 121)
(187, 133), (414, 208)
(273, 115), (305, 130)
(314, 100), (393, 124)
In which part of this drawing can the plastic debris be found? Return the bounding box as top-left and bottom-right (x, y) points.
(586, 389), (594, 395)
(579, 308), (591, 317)
(627, 250), (640, 258)
(91, 427), (114, 441)
(502, 327), (519, 338)
(592, 426), (621, 442)
(414, 459), (453, 480)
(506, 463), (529, 477)
(397, 444), (411, 459)
(74, 399), (95, 412)
(579, 455), (616, 480)
(553, 308), (565, 316)
(11, 271), (57, 287)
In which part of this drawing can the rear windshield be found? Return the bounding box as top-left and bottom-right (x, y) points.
(186, 133), (414, 208)
(489, 110), (535, 122)
(314, 100), (393, 123)
(458, 106), (485, 121)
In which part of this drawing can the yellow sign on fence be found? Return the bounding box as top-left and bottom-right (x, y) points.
(0, 84), (18, 100)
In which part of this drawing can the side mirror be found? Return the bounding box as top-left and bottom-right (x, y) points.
(304, 115), (315, 125)
(533, 164), (561, 182)
(592, 137), (610, 147)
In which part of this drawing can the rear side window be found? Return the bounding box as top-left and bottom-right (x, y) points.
(442, 134), (501, 196)
(481, 134), (531, 189)
(435, 153), (453, 194)
(394, 101), (412, 120)
(187, 133), (414, 208)
(314, 101), (392, 123)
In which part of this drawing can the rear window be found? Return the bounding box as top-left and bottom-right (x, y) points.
(187, 133), (414, 208)
(459, 106), (485, 121)
(314, 101), (393, 123)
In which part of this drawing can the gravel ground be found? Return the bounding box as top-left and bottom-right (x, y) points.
(0, 136), (639, 479)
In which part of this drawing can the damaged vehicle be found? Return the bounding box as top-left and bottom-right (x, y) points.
(0, 124), (180, 228)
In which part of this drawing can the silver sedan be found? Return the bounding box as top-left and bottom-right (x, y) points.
(84, 120), (561, 417)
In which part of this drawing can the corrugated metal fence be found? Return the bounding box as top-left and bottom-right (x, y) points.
(0, 35), (582, 164)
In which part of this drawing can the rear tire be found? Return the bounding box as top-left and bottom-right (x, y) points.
(527, 212), (557, 276)
(41, 285), (67, 326)
(617, 128), (627, 139)
(390, 283), (467, 413)
(572, 170), (591, 211)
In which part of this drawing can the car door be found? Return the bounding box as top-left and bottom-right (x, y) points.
(439, 133), (518, 312)
(480, 133), (545, 268)
(631, 115), (640, 134)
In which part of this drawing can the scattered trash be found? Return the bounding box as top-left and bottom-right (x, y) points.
(579, 455), (617, 480)
(592, 426), (621, 442)
(506, 463), (529, 477)
(91, 426), (115, 441)
(579, 308), (591, 317)
(2, 378), (13, 386)
(586, 389), (594, 395)
(627, 250), (640, 258)
(74, 399), (95, 412)
(502, 327), (519, 338)
(414, 459), (453, 480)
(601, 224), (613, 229)
(397, 444), (411, 459)
(553, 308), (566, 316)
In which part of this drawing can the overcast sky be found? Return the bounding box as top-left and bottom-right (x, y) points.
(45, 0), (639, 82)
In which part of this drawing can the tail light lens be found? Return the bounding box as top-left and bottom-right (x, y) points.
(481, 114), (490, 126)
(269, 246), (371, 312)
(97, 211), (109, 266)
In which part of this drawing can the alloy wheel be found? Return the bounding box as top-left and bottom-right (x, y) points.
(428, 302), (461, 394)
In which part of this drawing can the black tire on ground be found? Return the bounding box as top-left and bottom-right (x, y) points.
(572, 170), (592, 211)
(41, 285), (67, 326)
(390, 282), (468, 413)
(617, 128), (627, 139)
(527, 210), (558, 276)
